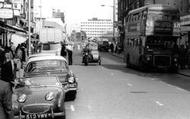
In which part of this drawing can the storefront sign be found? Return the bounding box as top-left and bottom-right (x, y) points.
(13, 9), (20, 16)
(0, 8), (13, 19)
(12, 0), (23, 4)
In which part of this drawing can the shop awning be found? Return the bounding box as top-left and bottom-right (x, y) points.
(11, 34), (27, 46)
(0, 21), (27, 33)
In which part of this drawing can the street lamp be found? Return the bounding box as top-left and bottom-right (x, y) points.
(28, 0), (31, 56)
(101, 0), (116, 41)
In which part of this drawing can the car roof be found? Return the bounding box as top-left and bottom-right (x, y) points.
(28, 55), (67, 63)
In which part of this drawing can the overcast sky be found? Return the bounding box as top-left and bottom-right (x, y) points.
(34, 0), (114, 25)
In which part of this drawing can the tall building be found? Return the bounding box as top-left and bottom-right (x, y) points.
(52, 9), (65, 23)
(80, 18), (113, 38)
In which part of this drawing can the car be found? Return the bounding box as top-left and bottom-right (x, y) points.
(12, 76), (66, 119)
(98, 40), (110, 52)
(24, 55), (78, 100)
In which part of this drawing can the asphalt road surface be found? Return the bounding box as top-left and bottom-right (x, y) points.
(64, 49), (190, 119)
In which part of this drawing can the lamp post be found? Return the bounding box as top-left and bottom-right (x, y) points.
(28, 0), (31, 56)
(101, 0), (116, 41)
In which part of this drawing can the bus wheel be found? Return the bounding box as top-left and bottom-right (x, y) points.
(126, 55), (130, 68)
(139, 58), (147, 72)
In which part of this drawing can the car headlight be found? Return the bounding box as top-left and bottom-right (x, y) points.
(45, 92), (55, 101)
(68, 77), (75, 83)
(17, 94), (27, 103)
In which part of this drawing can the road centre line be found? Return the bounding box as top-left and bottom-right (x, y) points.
(127, 83), (133, 87)
(70, 105), (75, 112)
(155, 101), (164, 106)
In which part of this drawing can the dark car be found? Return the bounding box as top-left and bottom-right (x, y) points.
(12, 76), (66, 119)
(24, 55), (78, 100)
(98, 41), (110, 52)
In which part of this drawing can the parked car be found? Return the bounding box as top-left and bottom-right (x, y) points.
(24, 55), (78, 100)
(12, 76), (66, 119)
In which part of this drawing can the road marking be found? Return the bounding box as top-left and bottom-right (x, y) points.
(151, 78), (155, 81)
(176, 87), (186, 91)
(155, 101), (164, 106)
(87, 105), (92, 111)
(127, 83), (133, 87)
(70, 105), (75, 111)
(111, 73), (114, 76)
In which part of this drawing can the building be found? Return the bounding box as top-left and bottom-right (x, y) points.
(80, 17), (113, 38)
(0, 0), (33, 47)
(118, 0), (190, 50)
(52, 9), (65, 23)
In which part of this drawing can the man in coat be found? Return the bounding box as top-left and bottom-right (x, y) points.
(0, 79), (14, 119)
(1, 50), (16, 84)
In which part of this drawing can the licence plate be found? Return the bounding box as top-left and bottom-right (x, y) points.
(25, 113), (51, 119)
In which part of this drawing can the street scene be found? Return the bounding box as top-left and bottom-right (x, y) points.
(0, 0), (190, 119)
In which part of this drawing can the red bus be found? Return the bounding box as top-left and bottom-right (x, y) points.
(124, 4), (180, 71)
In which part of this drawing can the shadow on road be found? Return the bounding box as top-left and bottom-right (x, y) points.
(102, 63), (190, 92)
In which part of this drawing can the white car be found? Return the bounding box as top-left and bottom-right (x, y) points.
(24, 55), (78, 100)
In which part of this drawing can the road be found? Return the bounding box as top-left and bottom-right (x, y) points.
(64, 49), (190, 119)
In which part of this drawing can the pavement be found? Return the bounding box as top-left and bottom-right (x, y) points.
(111, 52), (190, 77)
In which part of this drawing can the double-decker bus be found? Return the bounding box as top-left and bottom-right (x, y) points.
(124, 4), (180, 71)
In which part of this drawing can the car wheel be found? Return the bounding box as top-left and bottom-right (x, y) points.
(65, 91), (77, 101)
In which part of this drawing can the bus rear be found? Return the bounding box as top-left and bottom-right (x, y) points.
(124, 4), (180, 71)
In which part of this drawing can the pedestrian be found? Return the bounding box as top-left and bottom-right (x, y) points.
(0, 79), (14, 119)
(66, 42), (74, 65)
(0, 44), (5, 67)
(20, 43), (26, 68)
(110, 42), (114, 53)
(1, 49), (17, 85)
(60, 43), (67, 58)
(0, 49), (15, 119)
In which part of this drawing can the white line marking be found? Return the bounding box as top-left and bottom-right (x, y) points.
(87, 105), (92, 111)
(151, 78), (155, 81)
(176, 87), (186, 91)
(155, 101), (164, 106)
(70, 105), (75, 111)
(127, 83), (133, 87)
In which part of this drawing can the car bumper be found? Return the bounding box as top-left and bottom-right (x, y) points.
(14, 104), (65, 119)
(14, 112), (65, 119)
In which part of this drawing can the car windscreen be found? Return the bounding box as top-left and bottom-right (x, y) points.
(26, 60), (68, 73)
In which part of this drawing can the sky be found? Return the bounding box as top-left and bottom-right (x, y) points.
(34, 0), (114, 32)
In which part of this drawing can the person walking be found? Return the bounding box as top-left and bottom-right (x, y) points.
(60, 43), (67, 58)
(1, 49), (16, 86)
(0, 49), (15, 119)
(66, 42), (74, 65)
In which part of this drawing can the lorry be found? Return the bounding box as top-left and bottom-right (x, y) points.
(39, 28), (64, 55)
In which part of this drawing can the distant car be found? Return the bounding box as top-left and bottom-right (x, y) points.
(24, 56), (78, 100)
(12, 76), (66, 119)
(98, 41), (110, 52)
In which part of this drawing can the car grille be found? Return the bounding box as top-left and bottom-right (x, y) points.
(22, 104), (50, 114)
(154, 55), (171, 67)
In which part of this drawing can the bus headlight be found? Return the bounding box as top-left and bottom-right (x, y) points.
(146, 56), (151, 61)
